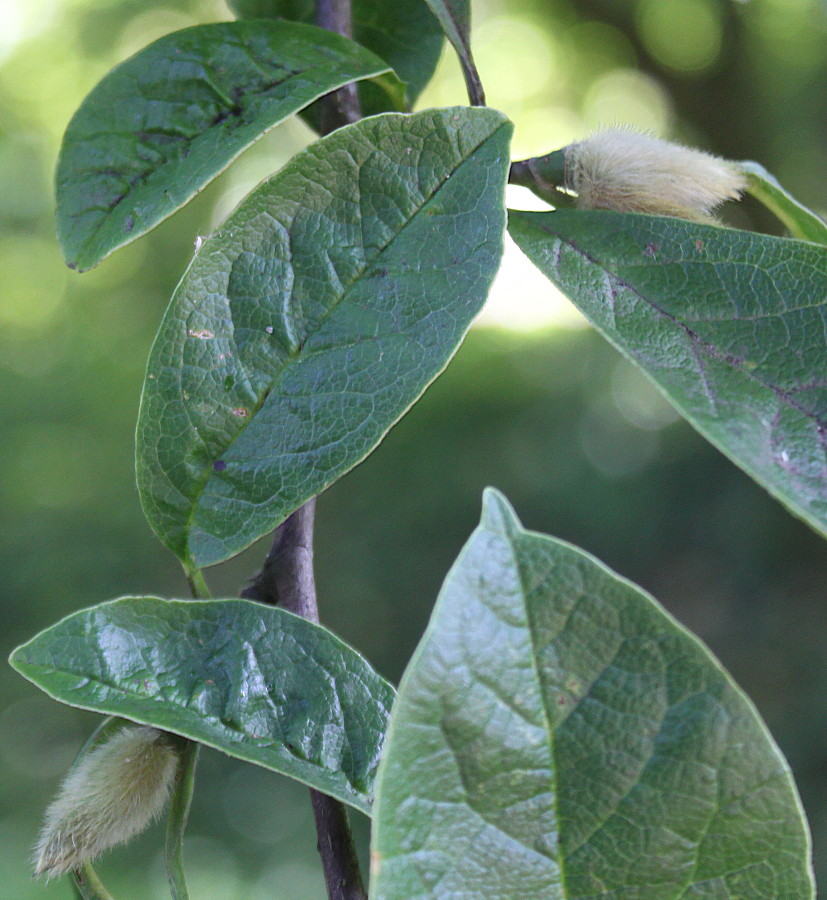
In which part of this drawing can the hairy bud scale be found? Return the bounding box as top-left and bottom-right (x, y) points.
(565, 128), (747, 221)
(34, 725), (178, 879)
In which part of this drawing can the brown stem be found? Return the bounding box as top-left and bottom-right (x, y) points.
(310, 791), (368, 900)
(315, 0), (361, 132)
(241, 500), (317, 620)
(462, 60), (486, 108)
(241, 500), (368, 900)
(243, 8), (368, 898)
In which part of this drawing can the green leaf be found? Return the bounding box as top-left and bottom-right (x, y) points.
(227, 0), (444, 114)
(508, 209), (827, 540)
(738, 160), (827, 245)
(10, 597), (394, 816)
(420, 0), (485, 106)
(371, 489), (815, 898)
(56, 21), (395, 271)
(137, 107), (512, 568)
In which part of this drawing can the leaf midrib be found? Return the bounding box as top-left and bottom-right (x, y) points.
(501, 527), (569, 899)
(505, 534), (742, 900)
(180, 119), (509, 557)
(549, 229), (827, 433)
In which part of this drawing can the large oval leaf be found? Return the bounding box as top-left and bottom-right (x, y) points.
(228, 0), (444, 113)
(509, 210), (827, 540)
(9, 597), (394, 816)
(137, 107), (512, 568)
(56, 21), (395, 271)
(371, 489), (815, 898)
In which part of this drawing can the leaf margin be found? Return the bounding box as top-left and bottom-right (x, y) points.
(9, 595), (396, 816)
(56, 19), (398, 271)
(507, 207), (827, 542)
(370, 486), (816, 897)
(136, 106), (514, 569)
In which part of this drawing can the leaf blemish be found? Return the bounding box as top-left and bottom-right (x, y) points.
(231, 407), (249, 418)
(213, 460), (227, 472)
(188, 328), (214, 340)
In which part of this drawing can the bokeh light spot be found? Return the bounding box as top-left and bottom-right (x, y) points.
(474, 16), (558, 106)
(636, 0), (724, 74)
(611, 359), (682, 431)
(564, 20), (638, 80)
(0, 236), (67, 330)
(475, 187), (588, 334)
(582, 69), (672, 134)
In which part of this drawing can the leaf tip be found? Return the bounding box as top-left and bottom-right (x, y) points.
(480, 487), (522, 535)
(7, 642), (28, 674)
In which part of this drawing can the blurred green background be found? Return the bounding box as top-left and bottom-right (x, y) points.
(2, 0), (826, 896)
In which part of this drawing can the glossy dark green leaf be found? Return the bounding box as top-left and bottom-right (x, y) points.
(371, 489), (815, 898)
(420, 0), (484, 106)
(738, 160), (827, 245)
(509, 209), (827, 540)
(10, 597), (394, 815)
(137, 107), (512, 568)
(56, 21), (395, 271)
(227, 0), (443, 114)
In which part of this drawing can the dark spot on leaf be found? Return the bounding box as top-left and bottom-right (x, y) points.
(213, 460), (227, 472)
(644, 243), (658, 258)
(211, 104), (244, 127)
(224, 374), (235, 390)
(124, 215), (134, 233)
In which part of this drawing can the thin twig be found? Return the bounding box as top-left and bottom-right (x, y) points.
(310, 791), (366, 900)
(242, 499), (317, 619)
(241, 499), (368, 900)
(71, 863), (116, 900)
(462, 60), (486, 108)
(165, 739), (200, 900)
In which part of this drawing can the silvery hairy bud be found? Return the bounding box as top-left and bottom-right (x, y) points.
(564, 128), (747, 220)
(34, 725), (179, 879)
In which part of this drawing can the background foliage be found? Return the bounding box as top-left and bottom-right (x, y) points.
(1, 0), (825, 896)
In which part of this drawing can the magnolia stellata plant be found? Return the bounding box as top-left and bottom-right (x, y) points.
(9, 1), (827, 899)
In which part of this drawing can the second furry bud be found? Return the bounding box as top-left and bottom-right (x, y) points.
(34, 724), (179, 879)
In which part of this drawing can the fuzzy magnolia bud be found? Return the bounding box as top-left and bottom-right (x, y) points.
(34, 725), (179, 879)
(564, 128), (747, 221)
